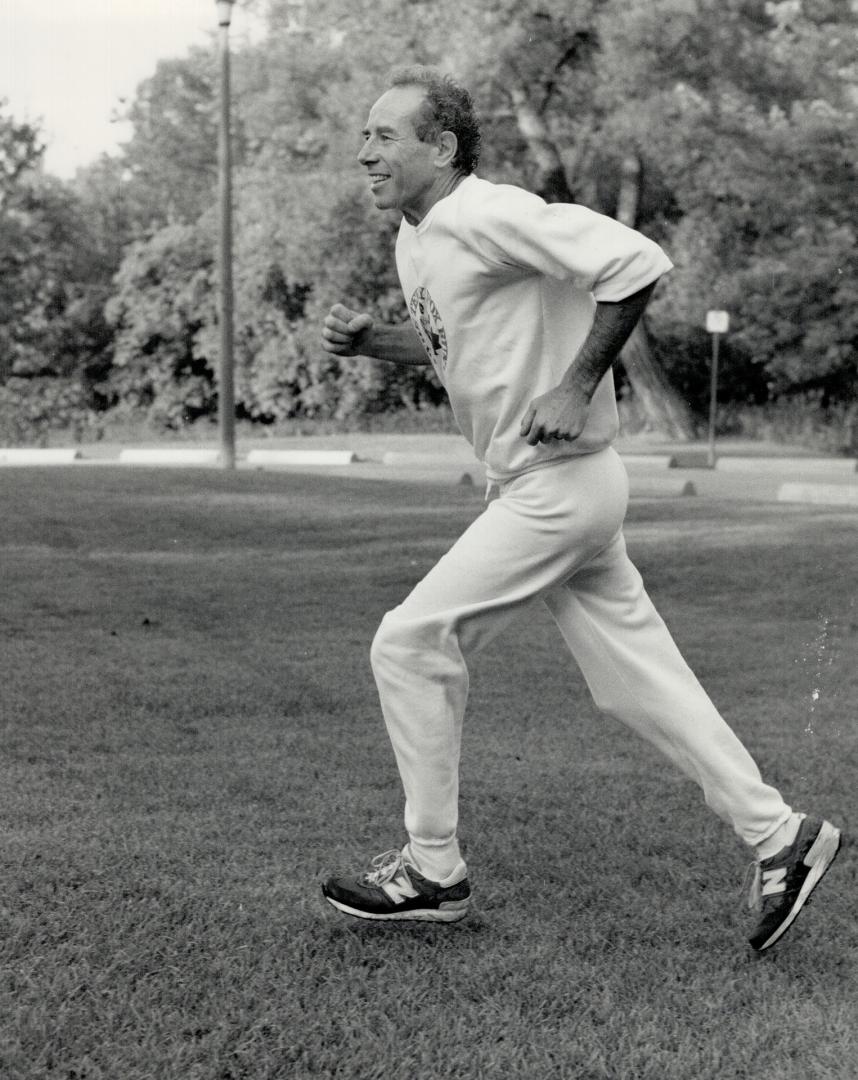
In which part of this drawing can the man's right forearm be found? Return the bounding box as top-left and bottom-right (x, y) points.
(362, 322), (428, 366)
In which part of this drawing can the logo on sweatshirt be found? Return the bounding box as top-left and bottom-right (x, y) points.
(409, 287), (447, 377)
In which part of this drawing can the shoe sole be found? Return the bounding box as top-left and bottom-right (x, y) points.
(323, 893), (470, 923)
(754, 820), (841, 951)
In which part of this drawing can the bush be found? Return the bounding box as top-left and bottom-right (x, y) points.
(718, 393), (858, 455)
(0, 377), (94, 446)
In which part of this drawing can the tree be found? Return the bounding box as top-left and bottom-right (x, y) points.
(0, 105), (43, 378)
(0, 105), (119, 440)
(113, 50), (226, 234)
(599, 0), (858, 412)
(105, 221), (218, 428)
(0, 102), (43, 199)
(0, 108), (111, 384)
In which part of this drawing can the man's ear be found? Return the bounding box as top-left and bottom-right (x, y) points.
(436, 130), (458, 169)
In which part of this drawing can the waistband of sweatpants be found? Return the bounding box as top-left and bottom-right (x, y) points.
(484, 446), (617, 500)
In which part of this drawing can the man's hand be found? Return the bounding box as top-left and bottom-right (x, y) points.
(322, 304), (374, 356)
(519, 385), (591, 446)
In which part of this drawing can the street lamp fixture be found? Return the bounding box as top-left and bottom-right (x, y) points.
(215, 0), (236, 468)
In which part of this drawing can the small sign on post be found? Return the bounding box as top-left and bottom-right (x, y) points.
(705, 310), (730, 467)
(706, 310), (730, 335)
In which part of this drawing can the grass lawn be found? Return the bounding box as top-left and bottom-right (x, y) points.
(2, 466), (856, 1080)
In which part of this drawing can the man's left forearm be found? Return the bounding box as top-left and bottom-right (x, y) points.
(560, 281), (657, 400)
(519, 279), (660, 445)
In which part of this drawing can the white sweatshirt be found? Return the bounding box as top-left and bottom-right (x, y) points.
(395, 175), (673, 482)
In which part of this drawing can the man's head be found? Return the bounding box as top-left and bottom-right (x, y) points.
(358, 67), (481, 225)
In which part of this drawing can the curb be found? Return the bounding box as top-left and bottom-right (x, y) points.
(630, 477), (696, 498)
(717, 456), (857, 474)
(778, 482), (858, 506)
(118, 448), (222, 466)
(621, 454), (677, 469)
(382, 449), (474, 467)
(247, 449), (358, 467)
(0, 448), (82, 465)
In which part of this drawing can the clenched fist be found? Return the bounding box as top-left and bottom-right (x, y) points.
(322, 304), (374, 356)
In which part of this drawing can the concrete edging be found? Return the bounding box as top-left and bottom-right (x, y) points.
(778, 482), (858, 506)
(629, 478), (696, 498)
(0, 448), (83, 465)
(717, 456), (857, 473)
(246, 449), (358, 467)
(382, 450), (474, 467)
(621, 454), (677, 469)
(118, 448), (221, 466)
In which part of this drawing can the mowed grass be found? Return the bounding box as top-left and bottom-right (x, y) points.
(1, 466), (857, 1080)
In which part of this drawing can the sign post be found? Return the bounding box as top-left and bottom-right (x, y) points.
(705, 310), (730, 468)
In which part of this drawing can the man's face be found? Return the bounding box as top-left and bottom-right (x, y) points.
(358, 85), (441, 224)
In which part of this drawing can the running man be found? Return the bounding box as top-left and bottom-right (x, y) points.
(319, 66), (840, 950)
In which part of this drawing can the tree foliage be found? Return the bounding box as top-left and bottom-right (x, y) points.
(2, 0), (857, 441)
(598, 0), (858, 408)
(0, 105), (114, 440)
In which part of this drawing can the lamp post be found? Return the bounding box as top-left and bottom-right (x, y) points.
(705, 309), (730, 468)
(216, 0), (236, 469)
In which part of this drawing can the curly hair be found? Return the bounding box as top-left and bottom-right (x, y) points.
(388, 65), (481, 174)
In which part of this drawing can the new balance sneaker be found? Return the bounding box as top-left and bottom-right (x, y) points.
(321, 847), (471, 922)
(748, 816), (841, 951)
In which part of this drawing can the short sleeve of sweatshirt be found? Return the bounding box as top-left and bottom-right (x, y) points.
(459, 181), (673, 302)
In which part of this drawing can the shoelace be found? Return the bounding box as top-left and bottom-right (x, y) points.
(362, 849), (405, 887)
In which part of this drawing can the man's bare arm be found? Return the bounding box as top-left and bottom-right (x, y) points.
(322, 304), (428, 366)
(520, 281), (657, 446)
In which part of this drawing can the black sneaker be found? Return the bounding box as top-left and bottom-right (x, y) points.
(748, 816), (841, 951)
(322, 848), (471, 923)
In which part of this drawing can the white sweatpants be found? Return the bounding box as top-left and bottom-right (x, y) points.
(370, 448), (791, 874)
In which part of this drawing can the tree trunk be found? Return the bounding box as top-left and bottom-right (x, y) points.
(615, 154), (696, 440)
(509, 86), (575, 203)
(620, 322), (698, 439)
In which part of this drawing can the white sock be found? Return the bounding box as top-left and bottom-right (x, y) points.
(403, 841), (467, 885)
(755, 812), (805, 861)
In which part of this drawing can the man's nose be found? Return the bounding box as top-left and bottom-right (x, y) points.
(358, 138), (375, 165)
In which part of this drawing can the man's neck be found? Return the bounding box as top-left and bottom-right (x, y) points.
(403, 171), (469, 226)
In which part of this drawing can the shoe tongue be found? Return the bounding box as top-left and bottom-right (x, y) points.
(748, 869), (762, 910)
(743, 863), (762, 910)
